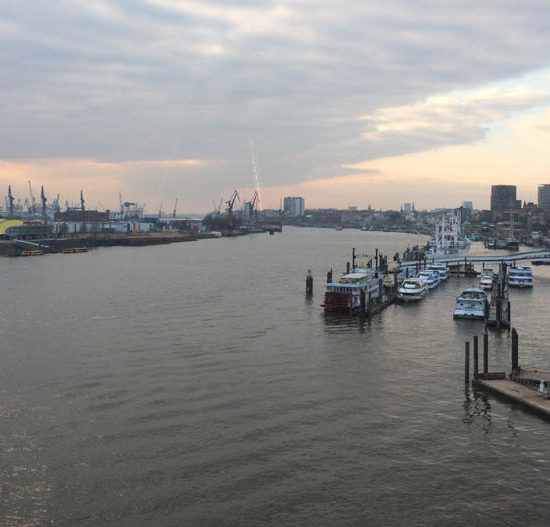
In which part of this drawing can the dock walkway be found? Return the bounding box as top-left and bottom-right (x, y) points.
(473, 378), (550, 419)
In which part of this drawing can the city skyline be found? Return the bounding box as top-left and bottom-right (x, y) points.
(1, 2), (550, 212)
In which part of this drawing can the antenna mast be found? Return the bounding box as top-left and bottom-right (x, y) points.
(249, 140), (264, 212)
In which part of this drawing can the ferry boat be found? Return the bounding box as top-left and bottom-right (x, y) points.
(426, 262), (449, 281)
(397, 278), (427, 302)
(322, 267), (381, 313)
(426, 209), (471, 260)
(453, 287), (488, 320)
(417, 270), (440, 290)
(507, 267), (533, 288)
(479, 269), (496, 290)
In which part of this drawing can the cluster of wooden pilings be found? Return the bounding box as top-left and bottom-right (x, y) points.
(486, 263), (511, 329)
(464, 329), (518, 383)
(464, 328), (550, 420)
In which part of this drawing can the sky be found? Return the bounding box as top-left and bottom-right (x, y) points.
(1, 0), (550, 213)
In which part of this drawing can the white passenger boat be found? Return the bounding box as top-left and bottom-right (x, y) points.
(417, 270), (440, 290)
(426, 262), (449, 281)
(507, 267), (533, 288)
(453, 287), (488, 320)
(322, 267), (382, 312)
(479, 269), (496, 290)
(426, 209), (471, 260)
(397, 278), (427, 302)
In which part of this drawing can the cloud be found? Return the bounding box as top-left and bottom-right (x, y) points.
(2, 0), (550, 210)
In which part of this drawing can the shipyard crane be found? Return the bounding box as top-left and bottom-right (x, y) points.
(225, 190), (240, 215)
(173, 198), (178, 218)
(40, 186), (47, 222)
(53, 194), (61, 213)
(158, 200), (163, 218)
(7, 185), (14, 217)
(80, 190), (85, 212)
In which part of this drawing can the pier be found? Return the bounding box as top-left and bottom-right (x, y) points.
(400, 249), (550, 269)
(465, 329), (550, 421)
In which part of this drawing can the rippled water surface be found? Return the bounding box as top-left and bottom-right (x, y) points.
(2, 228), (550, 525)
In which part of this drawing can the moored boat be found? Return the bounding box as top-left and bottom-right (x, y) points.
(397, 278), (427, 302)
(426, 209), (471, 260)
(426, 262), (449, 281)
(479, 269), (496, 290)
(508, 266), (533, 288)
(322, 267), (382, 313)
(453, 287), (488, 320)
(417, 270), (440, 290)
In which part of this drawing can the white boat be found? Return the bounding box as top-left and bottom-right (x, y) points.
(426, 262), (449, 281)
(508, 267), (533, 288)
(417, 270), (440, 289)
(479, 269), (496, 290)
(426, 209), (471, 260)
(323, 267), (382, 312)
(397, 278), (427, 302)
(453, 287), (488, 320)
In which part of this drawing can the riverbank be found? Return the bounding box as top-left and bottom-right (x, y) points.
(0, 231), (219, 256)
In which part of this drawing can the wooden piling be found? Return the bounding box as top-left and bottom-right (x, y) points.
(511, 327), (519, 373)
(483, 331), (489, 375)
(327, 268), (333, 283)
(306, 271), (313, 295)
(465, 341), (470, 384)
(473, 336), (479, 379)
(507, 301), (511, 332)
(346, 262), (350, 274)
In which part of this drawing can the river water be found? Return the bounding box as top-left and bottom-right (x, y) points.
(2, 227), (550, 526)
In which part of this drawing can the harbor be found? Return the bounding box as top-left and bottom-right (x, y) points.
(4, 226), (550, 525)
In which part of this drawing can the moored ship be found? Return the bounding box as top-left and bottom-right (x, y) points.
(322, 267), (382, 313)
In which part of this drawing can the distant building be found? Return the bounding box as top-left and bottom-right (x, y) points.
(348, 206), (358, 211)
(490, 185), (520, 212)
(461, 201), (473, 209)
(402, 203), (412, 213)
(283, 197), (305, 216)
(54, 208), (110, 223)
(538, 184), (550, 211)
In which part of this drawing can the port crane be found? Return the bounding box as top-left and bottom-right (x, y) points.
(173, 198), (178, 218)
(40, 186), (47, 222)
(7, 185), (14, 217)
(225, 190), (240, 215)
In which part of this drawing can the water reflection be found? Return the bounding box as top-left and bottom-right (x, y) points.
(463, 386), (493, 432)
(322, 312), (370, 334)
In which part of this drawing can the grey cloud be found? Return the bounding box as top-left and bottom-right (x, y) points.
(1, 0), (550, 193)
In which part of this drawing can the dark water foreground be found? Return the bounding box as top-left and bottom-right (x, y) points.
(2, 227), (550, 526)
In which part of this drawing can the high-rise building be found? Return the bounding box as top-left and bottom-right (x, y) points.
(461, 201), (473, 209)
(538, 184), (550, 210)
(283, 197), (305, 216)
(490, 185), (520, 212)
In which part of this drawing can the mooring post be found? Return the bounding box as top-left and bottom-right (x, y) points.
(359, 289), (366, 317)
(352, 247), (356, 269)
(507, 301), (511, 332)
(465, 341), (470, 384)
(306, 270), (313, 295)
(367, 292), (372, 316)
(473, 335), (479, 379)
(346, 261), (350, 274)
(483, 331), (489, 376)
(511, 327), (519, 373)
(375, 248), (379, 272)
(496, 295), (501, 328)
(327, 268), (333, 283)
